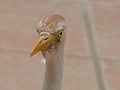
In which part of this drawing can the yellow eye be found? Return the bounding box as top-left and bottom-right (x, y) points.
(59, 31), (63, 37)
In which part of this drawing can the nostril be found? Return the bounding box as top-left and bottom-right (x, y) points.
(44, 37), (48, 40)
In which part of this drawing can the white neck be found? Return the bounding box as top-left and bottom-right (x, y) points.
(42, 44), (64, 90)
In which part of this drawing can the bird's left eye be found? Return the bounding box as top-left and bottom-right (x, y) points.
(59, 31), (63, 37)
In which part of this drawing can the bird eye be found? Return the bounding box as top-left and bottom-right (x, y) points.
(59, 31), (63, 37)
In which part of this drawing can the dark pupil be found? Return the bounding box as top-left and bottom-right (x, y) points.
(60, 32), (62, 35)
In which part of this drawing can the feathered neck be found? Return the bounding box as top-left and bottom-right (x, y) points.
(42, 44), (64, 90)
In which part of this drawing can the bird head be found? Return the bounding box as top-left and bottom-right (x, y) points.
(30, 14), (66, 56)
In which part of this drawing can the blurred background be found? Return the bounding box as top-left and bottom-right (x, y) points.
(0, 0), (120, 90)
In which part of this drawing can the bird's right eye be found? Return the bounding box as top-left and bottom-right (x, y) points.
(59, 30), (63, 37)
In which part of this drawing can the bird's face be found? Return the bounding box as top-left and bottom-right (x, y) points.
(30, 14), (66, 56)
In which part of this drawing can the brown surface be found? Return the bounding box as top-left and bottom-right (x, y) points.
(92, 6), (120, 58)
(91, 0), (120, 4)
(101, 60), (120, 90)
(0, 0), (120, 90)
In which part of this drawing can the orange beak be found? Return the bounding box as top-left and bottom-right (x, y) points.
(30, 32), (53, 56)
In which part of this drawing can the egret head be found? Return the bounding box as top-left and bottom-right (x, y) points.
(30, 14), (66, 56)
